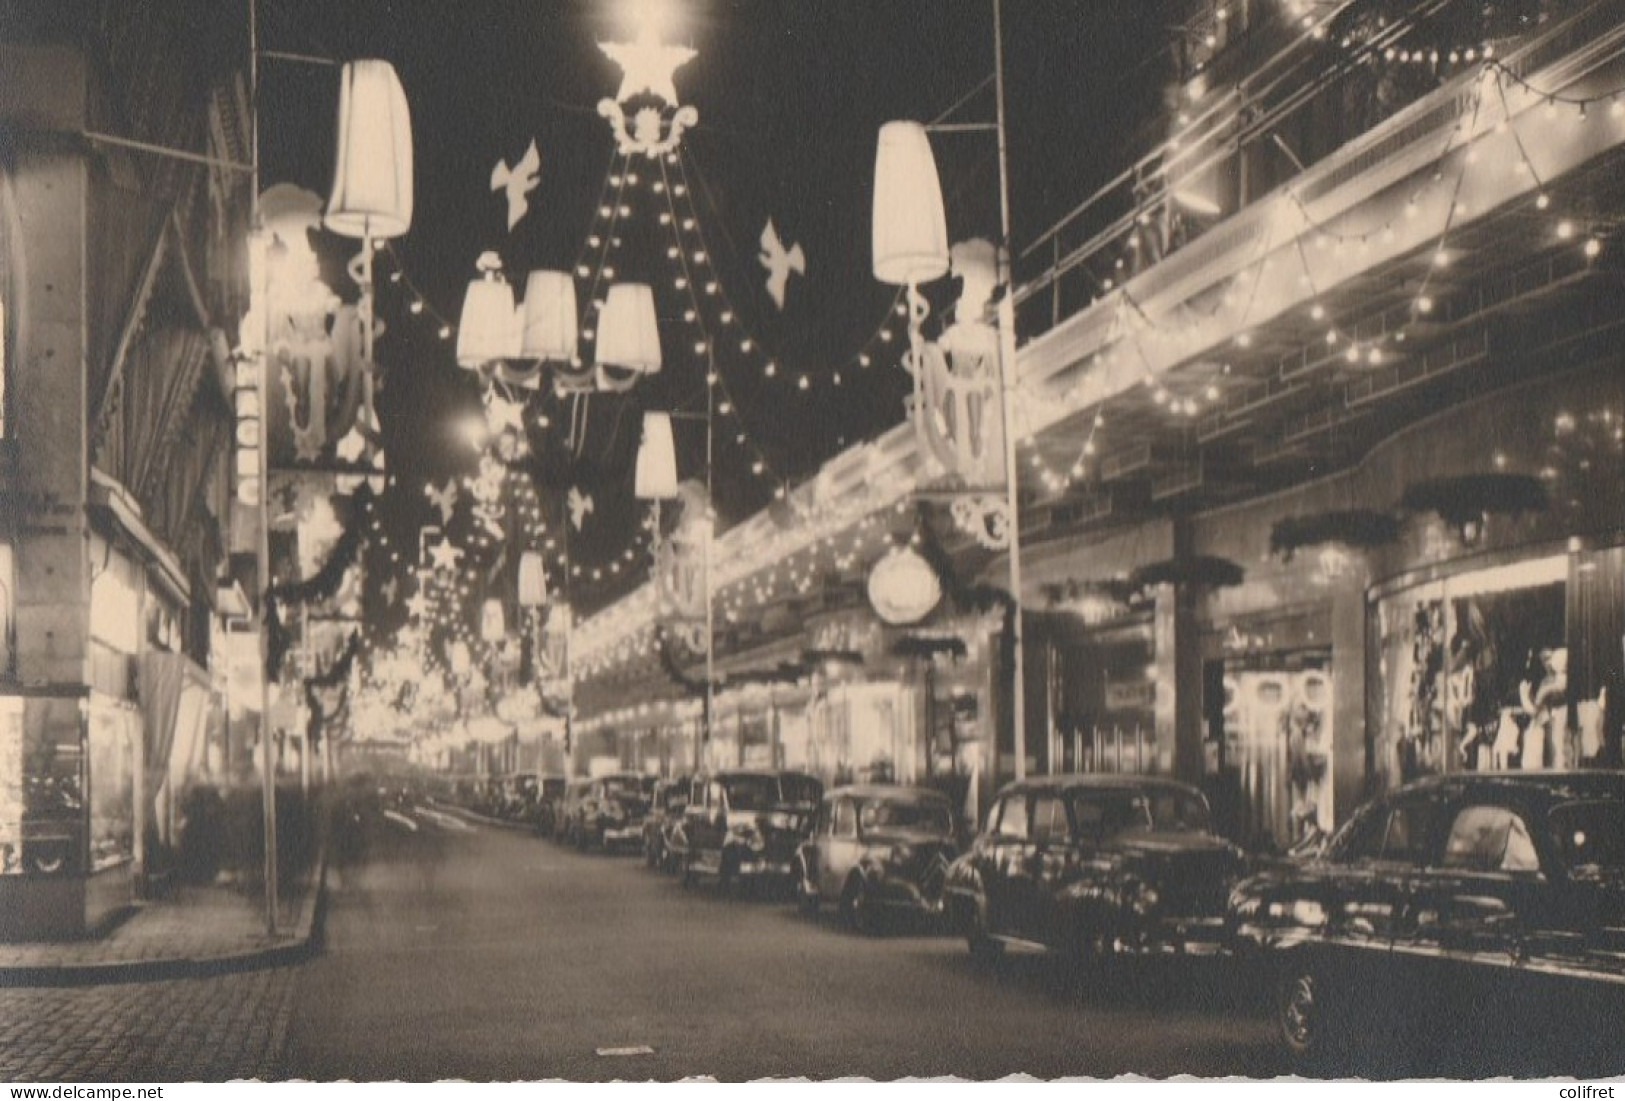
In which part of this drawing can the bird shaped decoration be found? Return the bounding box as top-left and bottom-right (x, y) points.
(568, 486), (595, 531)
(490, 140), (542, 231)
(759, 218), (806, 310)
(426, 480), (459, 524)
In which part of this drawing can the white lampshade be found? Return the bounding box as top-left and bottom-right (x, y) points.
(480, 598), (507, 643)
(520, 270), (579, 361)
(518, 551), (548, 608)
(872, 120), (949, 286)
(596, 283), (662, 374)
(325, 59), (414, 239)
(635, 411), (678, 500)
(456, 275), (519, 368)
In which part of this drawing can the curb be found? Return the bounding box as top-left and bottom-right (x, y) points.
(0, 851), (330, 990)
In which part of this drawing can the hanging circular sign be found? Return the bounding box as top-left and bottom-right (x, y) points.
(867, 545), (942, 626)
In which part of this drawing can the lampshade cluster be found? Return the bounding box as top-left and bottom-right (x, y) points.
(457, 265), (663, 385)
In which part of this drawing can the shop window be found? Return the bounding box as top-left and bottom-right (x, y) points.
(1372, 555), (1571, 789)
(1442, 805), (1539, 874)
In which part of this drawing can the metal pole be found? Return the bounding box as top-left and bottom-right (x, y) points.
(993, 0), (1028, 781)
(249, 0), (278, 937)
(703, 354), (716, 768)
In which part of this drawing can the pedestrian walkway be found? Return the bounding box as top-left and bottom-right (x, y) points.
(0, 875), (322, 987)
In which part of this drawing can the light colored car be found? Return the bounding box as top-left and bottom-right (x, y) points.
(794, 785), (959, 933)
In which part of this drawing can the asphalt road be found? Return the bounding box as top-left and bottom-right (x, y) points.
(280, 806), (1286, 1082)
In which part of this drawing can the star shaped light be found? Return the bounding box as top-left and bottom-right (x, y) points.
(429, 539), (463, 573)
(599, 12), (695, 106)
(335, 424), (368, 464)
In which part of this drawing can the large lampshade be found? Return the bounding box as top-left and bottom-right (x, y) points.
(518, 551), (548, 608)
(325, 59), (414, 239)
(456, 275), (519, 367)
(520, 270), (579, 361)
(872, 120), (949, 286)
(480, 598), (507, 643)
(596, 283), (662, 374)
(635, 411), (678, 500)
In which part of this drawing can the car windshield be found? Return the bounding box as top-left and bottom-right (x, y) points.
(724, 775), (780, 811)
(602, 778), (642, 799)
(860, 799), (952, 835)
(541, 779), (566, 797)
(1550, 801), (1625, 878)
(1069, 789), (1211, 839)
(778, 775), (822, 805)
(516, 777), (538, 796)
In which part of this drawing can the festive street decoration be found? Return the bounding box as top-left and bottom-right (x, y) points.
(758, 218), (805, 309)
(567, 487), (594, 531)
(490, 139), (541, 231)
(866, 544), (941, 626)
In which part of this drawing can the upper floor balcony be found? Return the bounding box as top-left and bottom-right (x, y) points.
(571, 0), (1625, 678)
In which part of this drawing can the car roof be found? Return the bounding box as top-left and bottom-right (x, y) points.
(826, 784), (951, 804)
(1392, 770), (1625, 802)
(994, 773), (1204, 798)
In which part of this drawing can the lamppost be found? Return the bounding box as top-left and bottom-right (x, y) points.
(871, 0), (1027, 782)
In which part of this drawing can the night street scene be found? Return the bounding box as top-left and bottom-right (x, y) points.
(2, 0), (1625, 1087)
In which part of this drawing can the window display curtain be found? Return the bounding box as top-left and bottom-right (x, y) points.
(137, 651), (210, 844)
(1569, 548), (1625, 765)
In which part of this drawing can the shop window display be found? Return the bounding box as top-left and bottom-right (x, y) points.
(1371, 556), (1579, 789)
(87, 702), (136, 871)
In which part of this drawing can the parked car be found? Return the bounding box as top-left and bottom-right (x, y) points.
(794, 785), (959, 932)
(1229, 770), (1625, 1071)
(643, 775), (692, 872)
(529, 775), (568, 837)
(556, 773), (652, 851)
(681, 770), (822, 891)
(944, 774), (1246, 973)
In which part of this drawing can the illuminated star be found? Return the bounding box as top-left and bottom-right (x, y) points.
(405, 591), (430, 619)
(429, 539), (463, 573)
(426, 480), (459, 524)
(599, 27), (696, 106)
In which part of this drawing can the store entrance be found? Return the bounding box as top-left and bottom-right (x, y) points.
(1203, 650), (1333, 854)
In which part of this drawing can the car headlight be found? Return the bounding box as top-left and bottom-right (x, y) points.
(729, 822), (765, 850)
(1266, 898), (1328, 926)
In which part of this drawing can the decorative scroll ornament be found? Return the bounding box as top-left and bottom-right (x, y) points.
(653, 482), (709, 647)
(598, 100), (699, 158)
(950, 494), (1011, 551)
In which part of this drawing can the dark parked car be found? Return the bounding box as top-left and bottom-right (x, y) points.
(943, 774), (1246, 971)
(682, 770), (822, 891)
(643, 775), (692, 872)
(556, 773), (652, 851)
(1229, 770), (1625, 1070)
(794, 785), (959, 932)
(529, 775), (568, 837)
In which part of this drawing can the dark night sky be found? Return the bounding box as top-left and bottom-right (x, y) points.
(254, 0), (1177, 616)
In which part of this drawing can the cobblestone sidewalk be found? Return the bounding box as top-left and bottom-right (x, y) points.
(0, 879), (319, 984)
(0, 967), (297, 1081)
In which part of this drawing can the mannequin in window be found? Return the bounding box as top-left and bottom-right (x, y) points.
(1519, 647), (1568, 769)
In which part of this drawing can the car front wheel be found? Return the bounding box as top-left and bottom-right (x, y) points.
(965, 896), (1003, 965)
(1276, 956), (1345, 1070)
(841, 876), (876, 935)
(794, 859), (819, 916)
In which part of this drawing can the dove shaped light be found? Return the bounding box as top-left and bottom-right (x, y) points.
(457, 253), (521, 368)
(635, 411), (679, 500)
(520, 271), (579, 361)
(872, 121), (949, 286)
(597, 283), (662, 375)
(325, 60), (414, 239)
